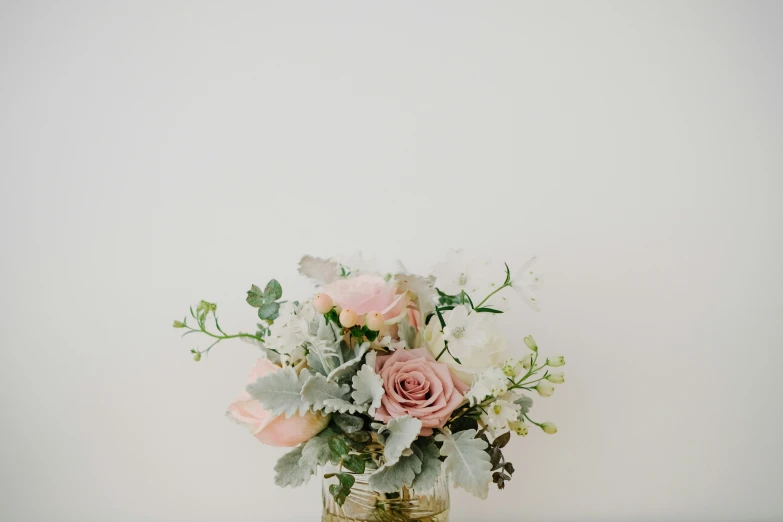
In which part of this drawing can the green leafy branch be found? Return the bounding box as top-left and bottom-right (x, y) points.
(173, 300), (266, 360)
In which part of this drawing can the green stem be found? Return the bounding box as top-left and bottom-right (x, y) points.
(473, 282), (510, 310)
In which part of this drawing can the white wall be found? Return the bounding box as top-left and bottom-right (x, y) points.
(1, 2), (781, 521)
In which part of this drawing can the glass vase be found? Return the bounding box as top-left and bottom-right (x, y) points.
(322, 469), (449, 522)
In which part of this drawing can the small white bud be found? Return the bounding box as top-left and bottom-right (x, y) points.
(521, 353), (534, 370)
(546, 372), (565, 384)
(535, 381), (555, 397)
(524, 335), (538, 352)
(546, 356), (565, 367)
(541, 422), (558, 434)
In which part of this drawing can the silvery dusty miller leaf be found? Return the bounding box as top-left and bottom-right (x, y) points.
(435, 429), (492, 499)
(514, 395), (533, 419)
(368, 449), (422, 493)
(301, 373), (353, 413)
(274, 445), (316, 488)
(246, 367), (309, 418)
(300, 429), (334, 467)
(411, 438), (442, 492)
(327, 342), (370, 383)
(351, 352), (384, 416)
(298, 255), (339, 285)
(379, 416), (422, 465)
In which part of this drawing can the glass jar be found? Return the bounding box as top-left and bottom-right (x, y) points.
(322, 469), (449, 522)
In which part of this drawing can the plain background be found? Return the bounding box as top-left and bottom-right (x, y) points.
(1, 2), (782, 521)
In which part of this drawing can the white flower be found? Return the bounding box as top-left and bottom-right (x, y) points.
(508, 420), (528, 436)
(509, 257), (540, 311)
(264, 302), (308, 354)
(502, 358), (526, 378)
(481, 399), (521, 432)
(432, 250), (492, 297)
(424, 311), (509, 385)
(441, 305), (486, 359)
(464, 367), (509, 405)
(378, 335), (406, 351)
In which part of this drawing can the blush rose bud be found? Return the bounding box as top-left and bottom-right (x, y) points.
(541, 422), (558, 434)
(339, 309), (359, 328)
(313, 293), (334, 314)
(365, 311), (385, 331)
(546, 356), (565, 367)
(535, 381), (555, 397)
(523, 335), (538, 352)
(546, 372), (565, 384)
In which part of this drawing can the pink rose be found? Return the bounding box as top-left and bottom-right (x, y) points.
(227, 359), (329, 447)
(374, 347), (469, 436)
(322, 274), (410, 323)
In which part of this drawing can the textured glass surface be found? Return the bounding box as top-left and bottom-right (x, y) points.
(322, 469), (449, 522)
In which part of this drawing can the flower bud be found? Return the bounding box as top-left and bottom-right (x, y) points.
(172, 320), (186, 328)
(365, 311), (385, 331)
(523, 335), (538, 352)
(535, 381), (555, 397)
(520, 353), (534, 370)
(339, 309), (359, 328)
(546, 372), (565, 384)
(508, 420), (528, 436)
(192, 352), (201, 362)
(541, 422), (557, 434)
(313, 293), (333, 314)
(546, 356), (565, 367)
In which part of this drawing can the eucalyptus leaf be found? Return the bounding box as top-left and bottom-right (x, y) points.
(258, 301), (280, 320)
(264, 279), (283, 300)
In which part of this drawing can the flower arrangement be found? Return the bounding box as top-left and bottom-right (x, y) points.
(174, 252), (565, 509)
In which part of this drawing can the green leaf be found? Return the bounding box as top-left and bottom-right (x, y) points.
(258, 301), (280, 320)
(474, 307), (503, 314)
(434, 307), (446, 328)
(328, 473), (355, 506)
(334, 413), (364, 434)
(493, 431), (511, 449)
(274, 445), (316, 487)
(364, 329), (379, 342)
(435, 429), (492, 499)
(246, 367), (310, 417)
(264, 279), (283, 300)
(328, 435), (350, 458)
(449, 416), (478, 433)
(342, 454), (366, 474)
